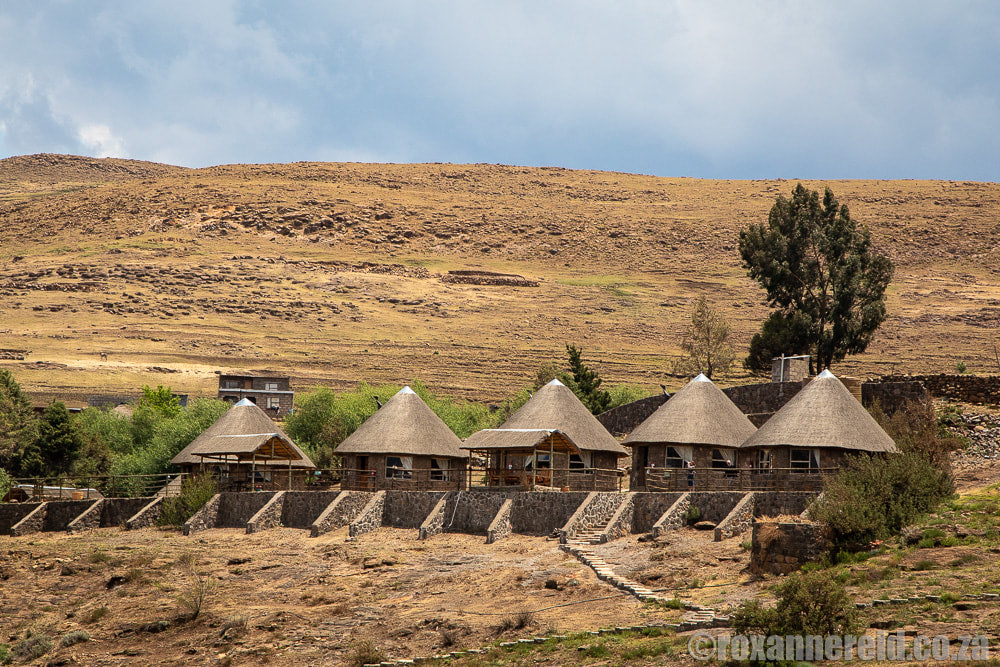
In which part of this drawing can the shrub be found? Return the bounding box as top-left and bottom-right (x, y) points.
(12, 634), (52, 662)
(346, 640), (385, 667)
(175, 571), (215, 620)
(733, 569), (857, 636)
(0, 644), (9, 665)
(59, 630), (90, 648)
(811, 402), (956, 551)
(158, 475), (217, 526)
(685, 505), (701, 525)
(494, 609), (535, 635)
(0, 468), (12, 502)
(84, 606), (109, 624)
(912, 560), (937, 571)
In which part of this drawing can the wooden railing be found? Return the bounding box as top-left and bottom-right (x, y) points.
(640, 466), (837, 492)
(5, 473), (188, 500)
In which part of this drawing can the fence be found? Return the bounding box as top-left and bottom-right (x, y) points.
(641, 466), (836, 492)
(4, 473), (186, 501)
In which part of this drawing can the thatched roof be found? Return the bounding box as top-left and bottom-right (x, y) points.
(470, 379), (626, 455)
(741, 370), (899, 453)
(623, 374), (756, 448)
(334, 387), (468, 458)
(462, 428), (580, 453)
(171, 399), (315, 467)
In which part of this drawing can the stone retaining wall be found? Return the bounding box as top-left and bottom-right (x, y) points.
(751, 520), (833, 574)
(183, 494), (222, 535)
(510, 492), (590, 535)
(126, 497), (163, 530)
(597, 395), (669, 436)
(66, 500), (105, 532)
(348, 490), (386, 538)
(442, 491), (509, 534)
(714, 492), (756, 541)
(651, 493), (691, 537)
(486, 499), (513, 544)
(216, 492), (277, 528)
(310, 491), (373, 537)
(863, 380), (930, 413)
(281, 491), (343, 528)
(418, 498), (448, 540)
(0, 503), (44, 534)
(632, 492), (684, 533)
(559, 492), (626, 543)
(42, 500), (97, 531)
(878, 374), (993, 405)
(753, 491), (818, 518)
(102, 498), (156, 528)
(383, 491), (446, 528)
(10, 503), (47, 536)
(246, 492), (286, 534)
(687, 492), (746, 523)
(600, 492), (636, 543)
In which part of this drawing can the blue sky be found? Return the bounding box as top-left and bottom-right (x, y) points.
(1, 1), (998, 180)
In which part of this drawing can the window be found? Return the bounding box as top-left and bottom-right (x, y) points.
(266, 397), (280, 410)
(386, 456), (412, 480)
(264, 382), (279, 391)
(431, 458), (450, 481)
(524, 454), (550, 470)
(790, 448), (820, 473)
(711, 449), (729, 468)
(569, 454), (586, 470)
(755, 449), (772, 470)
(665, 447), (685, 468)
(223, 380), (241, 389)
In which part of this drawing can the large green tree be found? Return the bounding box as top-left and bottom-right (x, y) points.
(739, 184), (894, 371)
(0, 369), (39, 476)
(34, 401), (82, 476)
(566, 344), (611, 414)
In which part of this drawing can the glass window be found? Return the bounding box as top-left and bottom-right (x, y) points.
(431, 458), (450, 481)
(790, 449), (819, 473)
(386, 456), (413, 480)
(266, 397), (280, 410)
(569, 454), (586, 470)
(665, 447), (685, 468)
(264, 382), (279, 391)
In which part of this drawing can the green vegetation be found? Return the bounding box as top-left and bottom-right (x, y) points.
(58, 630), (90, 648)
(158, 475), (218, 526)
(811, 401), (958, 551)
(739, 184), (894, 372)
(672, 295), (735, 379)
(733, 568), (858, 636)
(0, 369), (39, 476)
(565, 344), (611, 414)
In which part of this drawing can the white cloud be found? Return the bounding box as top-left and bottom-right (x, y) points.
(77, 123), (126, 158)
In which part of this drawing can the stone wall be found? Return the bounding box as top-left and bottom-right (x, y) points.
(442, 491), (509, 534)
(66, 500), (105, 532)
(183, 493), (222, 535)
(510, 491), (590, 535)
(651, 493), (691, 537)
(631, 492), (684, 533)
(597, 395), (669, 436)
(102, 498), (156, 528)
(246, 492), (286, 534)
(751, 520), (833, 574)
(723, 381), (809, 426)
(687, 492), (746, 523)
(281, 491), (343, 529)
(310, 491), (374, 537)
(42, 500), (97, 531)
(383, 491), (447, 528)
(714, 492), (756, 541)
(0, 503), (43, 533)
(486, 499), (513, 544)
(878, 374), (995, 405)
(348, 491), (386, 538)
(559, 492), (626, 542)
(753, 491), (818, 518)
(600, 492), (635, 542)
(418, 498), (448, 539)
(215, 492), (278, 528)
(126, 497), (163, 530)
(862, 380), (930, 413)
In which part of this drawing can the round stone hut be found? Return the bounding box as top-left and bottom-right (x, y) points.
(623, 373), (757, 490)
(334, 386), (468, 491)
(463, 379), (627, 491)
(739, 369), (900, 487)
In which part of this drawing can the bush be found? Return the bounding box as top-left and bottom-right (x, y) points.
(346, 640), (385, 667)
(158, 475), (217, 526)
(59, 630), (90, 648)
(0, 468), (12, 502)
(0, 644), (9, 665)
(733, 569), (857, 637)
(685, 505), (701, 525)
(810, 401), (956, 551)
(12, 634), (52, 662)
(175, 571), (215, 620)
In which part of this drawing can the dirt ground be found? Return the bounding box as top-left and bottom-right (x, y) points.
(0, 526), (700, 665)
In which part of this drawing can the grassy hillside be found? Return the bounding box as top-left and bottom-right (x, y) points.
(2, 154), (1000, 403)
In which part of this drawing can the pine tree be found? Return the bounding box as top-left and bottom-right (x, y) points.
(0, 369), (39, 476)
(566, 344), (611, 414)
(36, 401), (82, 476)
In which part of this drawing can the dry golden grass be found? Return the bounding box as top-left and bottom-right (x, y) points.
(3, 154), (1000, 403)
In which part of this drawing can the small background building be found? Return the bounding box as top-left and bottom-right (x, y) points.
(218, 373), (293, 418)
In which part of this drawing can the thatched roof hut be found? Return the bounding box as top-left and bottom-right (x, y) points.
(335, 386), (468, 459)
(624, 374), (756, 448)
(171, 398), (315, 468)
(465, 379), (626, 456)
(741, 370), (899, 454)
